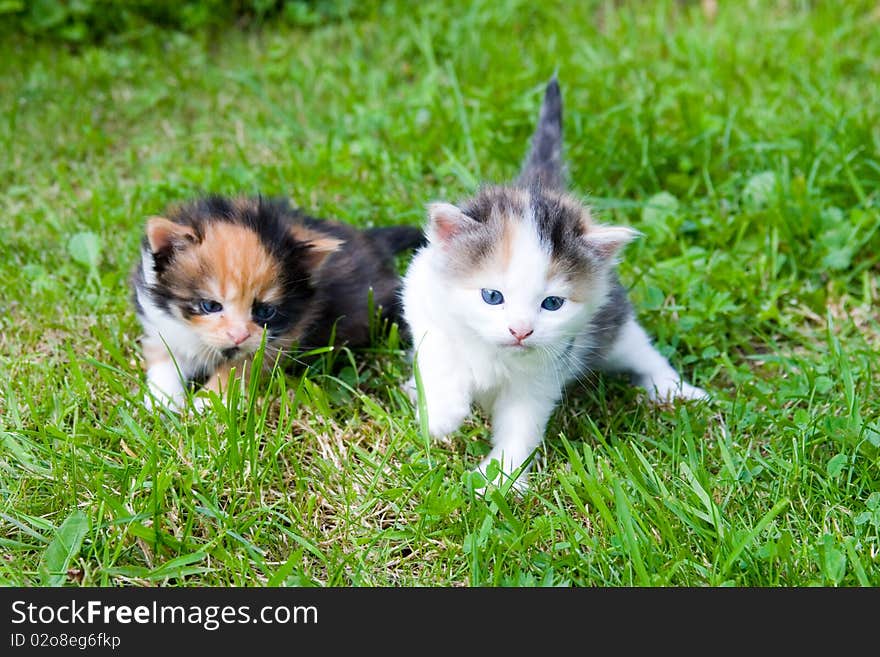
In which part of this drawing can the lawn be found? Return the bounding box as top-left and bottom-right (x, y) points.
(1, 0), (878, 586)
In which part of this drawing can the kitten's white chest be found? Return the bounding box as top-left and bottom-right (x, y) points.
(466, 345), (534, 393)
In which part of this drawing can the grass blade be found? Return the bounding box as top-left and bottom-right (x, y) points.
(720, 498), (789, 577)
(612, 479), (650, 586)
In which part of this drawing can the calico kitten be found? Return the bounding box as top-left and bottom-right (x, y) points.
(401, 77), (708, 490)
(132, 195), (422, 410)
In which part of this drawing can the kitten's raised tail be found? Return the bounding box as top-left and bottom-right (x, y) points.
(517, 75), (565, 192)
(367, 225), (426, 254)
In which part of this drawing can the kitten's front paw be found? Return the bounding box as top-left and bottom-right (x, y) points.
(425, 403), (470, 438)
(418, 407), (465, 438)
(643, 376), (710, 403)
(191, 394), (213, 414)
(405, 377), (470, 438)
(676, 381), (710, 401)
(144, 364), (187, 412)
(143, 387), (184, 413)
(476, 457), (530, 496)
(402, 377), (418, 405)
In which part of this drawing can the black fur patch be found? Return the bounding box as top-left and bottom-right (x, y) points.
(529, 190), (599, 276)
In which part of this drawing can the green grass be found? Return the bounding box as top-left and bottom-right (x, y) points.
(1, 0), (879, 586)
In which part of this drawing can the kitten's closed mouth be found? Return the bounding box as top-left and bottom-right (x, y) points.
(222, 346), (240, 359)
(504, 342), (532, 350)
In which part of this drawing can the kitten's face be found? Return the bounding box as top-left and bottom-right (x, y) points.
(428, 187), (635, 352)
(143, 200), (339, 360)
(449, 222), (595, 351)
(155, 221), (288, 358)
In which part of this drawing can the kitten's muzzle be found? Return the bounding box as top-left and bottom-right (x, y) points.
(508, 326), (534, 344)
(227, 327), (252, 346)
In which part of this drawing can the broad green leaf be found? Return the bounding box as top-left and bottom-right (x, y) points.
(641, 192), (679, 240)
(67, 231), (101, 269)
(642, 191), (679, 224)
(826, 454), (847, 478)
(814, 376), (834, 395)
(742, 171), (777, 209)
(821, 535), (846, 585)
(39, 509), (89, 586)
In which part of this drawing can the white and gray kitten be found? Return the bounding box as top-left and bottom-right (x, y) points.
(401, 77), (708, 491)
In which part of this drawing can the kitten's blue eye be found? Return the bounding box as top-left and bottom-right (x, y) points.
(252, 303), (277, 323)
(200, 299), (223, 314)
(541, 296), (565, 311)
(481, 289), (504, 305)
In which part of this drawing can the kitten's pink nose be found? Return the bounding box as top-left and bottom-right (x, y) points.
(509, 327), (534, 342)
(227, 327), (251, 346)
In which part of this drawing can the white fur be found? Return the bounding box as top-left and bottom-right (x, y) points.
(402, 212), (707, 492)
(403, 216), (596, 490)
(137, 247), (223, 409)
(144, 359), (187, 411)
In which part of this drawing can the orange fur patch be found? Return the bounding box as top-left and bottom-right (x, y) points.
(500, 213), (516, 269)
(207, 223), (279, 303)
(164, 223), (282, 348)
(181, 223), (279, 304)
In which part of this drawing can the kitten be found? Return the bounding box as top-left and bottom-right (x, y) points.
(132, 195), (423, 410)
(401, 77), (708, 490)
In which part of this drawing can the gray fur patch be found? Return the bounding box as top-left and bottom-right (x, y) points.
(442, 185), (598, 281)
(582, 275), (632, 368)
(529, 189), (599, 276)
(517, 75), (565, 192)
(439, 186), (527, 276)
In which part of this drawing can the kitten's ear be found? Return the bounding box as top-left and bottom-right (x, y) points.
(583, 224), (640, 263)
(427, 202), (478, 245)
(302, 237), (343, 270)
(146, 217), (196, 254)
(290, 225), (343, 271)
